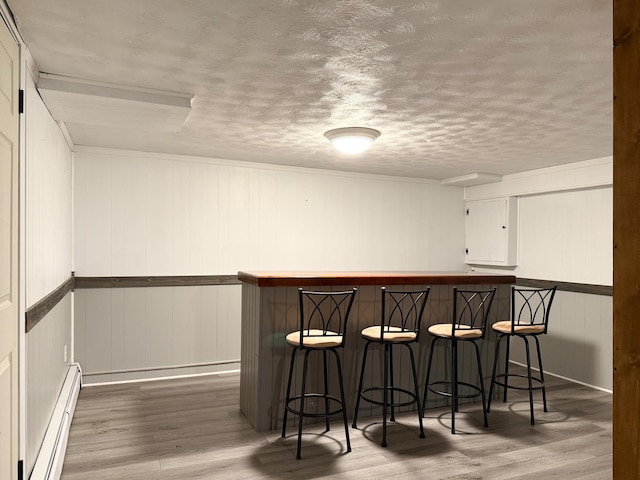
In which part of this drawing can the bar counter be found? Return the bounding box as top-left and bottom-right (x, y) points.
(238, 271), (515, 432)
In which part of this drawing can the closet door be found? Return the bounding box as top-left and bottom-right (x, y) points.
(0, 16), (20, 480)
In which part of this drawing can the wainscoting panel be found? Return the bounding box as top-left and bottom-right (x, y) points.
(508, 290), (612, 391)
(26, 295), (73, 475)
(74, 285), (242, 384)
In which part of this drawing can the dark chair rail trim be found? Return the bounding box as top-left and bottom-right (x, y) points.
(25, 275), (608, 334)
(74, 274), (241, 289)
(516, 277), (612, 296)
(25, 274), (240, 333)
(26, 275), (74, 333)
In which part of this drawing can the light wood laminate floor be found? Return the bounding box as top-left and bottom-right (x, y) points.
(61, 366), (612, 479)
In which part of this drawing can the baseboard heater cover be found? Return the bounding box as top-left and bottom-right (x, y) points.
(29, 364), (82, 480)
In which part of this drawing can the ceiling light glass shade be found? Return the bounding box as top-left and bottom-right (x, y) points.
(324, 127), (380, 154)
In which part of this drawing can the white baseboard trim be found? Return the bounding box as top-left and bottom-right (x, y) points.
(85, 367), (241, 387)
(509, 360), (612, 394)
(30, 364), (82, 480)
(81, 360), (240, 385)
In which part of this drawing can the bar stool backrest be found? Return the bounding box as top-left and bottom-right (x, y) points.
(452, 288), (496, 337)
(297, 288), (357, 348)
(511, 286), (557, 334)
(380, 287), (430, 341)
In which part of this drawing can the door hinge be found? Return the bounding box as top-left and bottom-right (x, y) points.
(18, 89), (24, 114)
(18, 459), (24, 480)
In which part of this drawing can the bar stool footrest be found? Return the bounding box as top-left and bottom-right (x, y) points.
(427, 380), (483, 400)
(358, 386), (419, 409)
(285, 393), (346, 418)
(493, 373), (544, 391)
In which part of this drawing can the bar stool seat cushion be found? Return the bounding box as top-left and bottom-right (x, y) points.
(361, 325), (417, 342)
(285, 329), (343, 348)
(492, 320), (545, 334)
(428, 323), (483, 339)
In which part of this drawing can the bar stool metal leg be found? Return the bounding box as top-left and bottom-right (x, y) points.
(389, 345), (396, 423)
(524, 337), (536, 425)
(382, 343), (390, 447)
(472, 340), (488, 427)
(422, 336), (438, 415)
(451, 339), (458, 434)
(281, 348), (297, 438)
(407, 344), (425, 438)
(503, 336), (511, 403)
(296, 350), (311, 459)
(487, 333), (504, 413)
(352, 341), (371, 429)
(331, 349), (351, 453)
(534, 336), (548, 412)
(322, 350), (330, 432)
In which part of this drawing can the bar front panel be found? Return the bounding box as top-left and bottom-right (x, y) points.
(240, 273), (512, 432)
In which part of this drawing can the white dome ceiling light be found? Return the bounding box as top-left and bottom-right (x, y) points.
(324, 127), (381, 154)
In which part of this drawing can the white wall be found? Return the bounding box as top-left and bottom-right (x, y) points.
(25, 71), (73, 305)
(24, 67), (74, 474)
(74, 147), (465, 275)
(72, 149), (613, 390)
(465, 158), (613, 390)
(516, 187), (611, 285)
(73, 147), (466, 382)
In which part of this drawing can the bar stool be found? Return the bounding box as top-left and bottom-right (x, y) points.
(281, 288), (357, 459)
(488, 286), (557, 425)
(422, 287), (496, 434)
(352, 287), (430, 447)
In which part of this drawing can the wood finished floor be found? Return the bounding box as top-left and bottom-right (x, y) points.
(61, 367), (612, 479)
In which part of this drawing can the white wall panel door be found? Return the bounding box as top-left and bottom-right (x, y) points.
(0, 18), (19, 480)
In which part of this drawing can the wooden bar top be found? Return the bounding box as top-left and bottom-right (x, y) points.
(237, 271), (516, 287)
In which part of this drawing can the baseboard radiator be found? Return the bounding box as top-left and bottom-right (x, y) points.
(30, 364), (82, 480)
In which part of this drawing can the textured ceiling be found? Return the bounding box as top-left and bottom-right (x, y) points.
(9, 0), (612, 180)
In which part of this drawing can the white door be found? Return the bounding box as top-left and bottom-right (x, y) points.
(0, 17), (19, 480)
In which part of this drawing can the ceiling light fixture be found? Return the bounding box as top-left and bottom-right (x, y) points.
(324, 127), (380, 154)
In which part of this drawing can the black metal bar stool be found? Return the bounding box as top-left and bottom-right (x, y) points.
(281, 288), (357, 459)
(422, 287), (496, 434)
(352, 287), (430, 447)
(488, 286), (557, 425)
